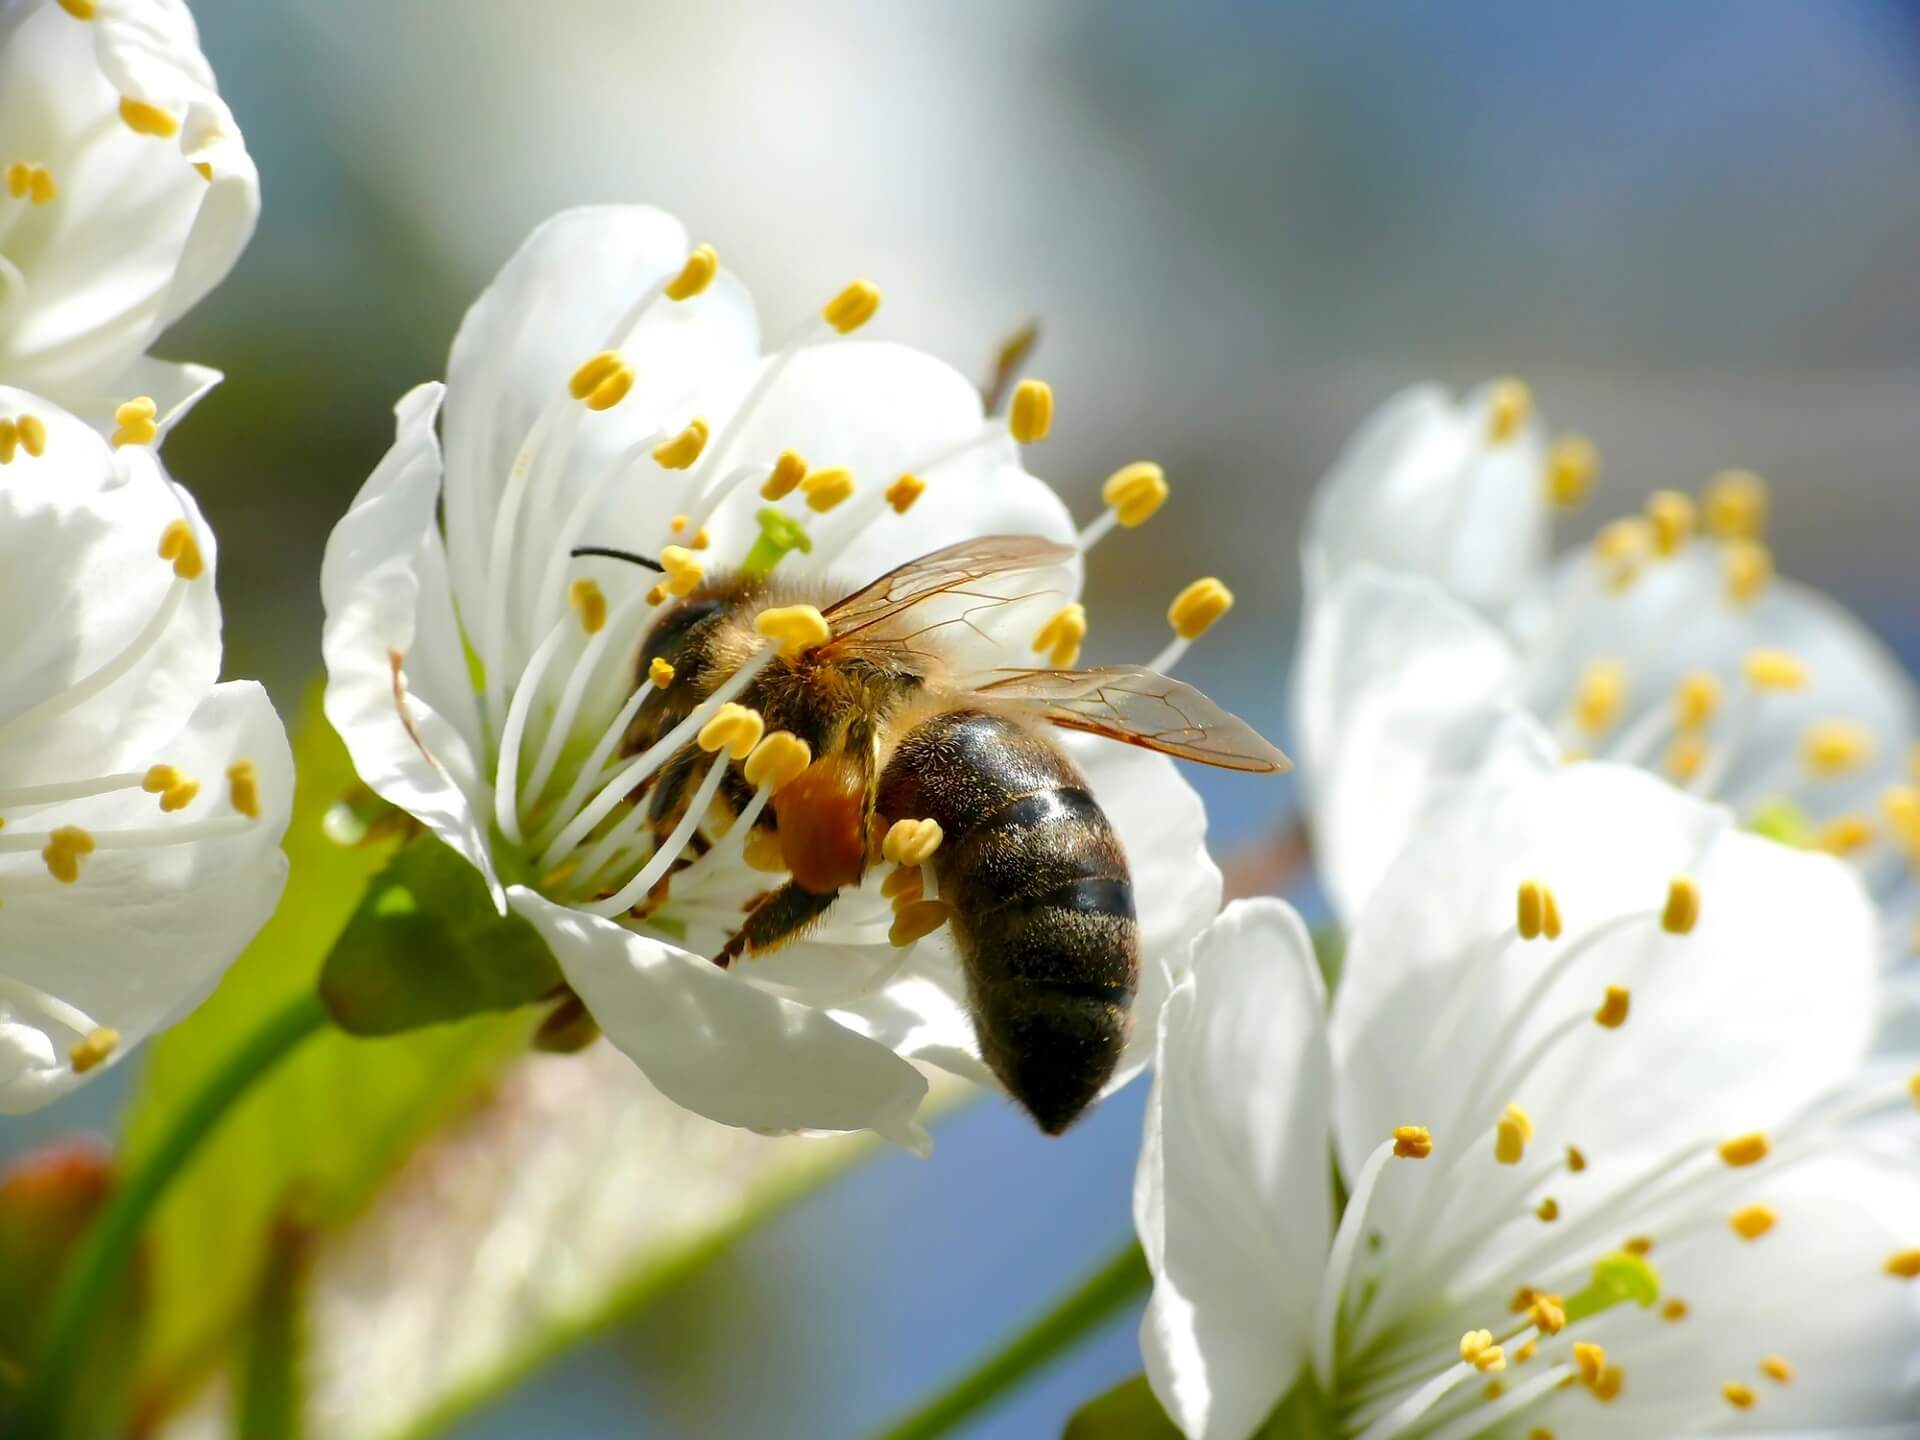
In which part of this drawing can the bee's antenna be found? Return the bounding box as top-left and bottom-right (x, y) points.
(570, 545), (666, 573)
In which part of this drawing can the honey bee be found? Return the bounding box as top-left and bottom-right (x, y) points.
(600, 534), (1289, 1134)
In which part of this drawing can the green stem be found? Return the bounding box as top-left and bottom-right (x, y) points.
(19, 990), (329, 1438)
(871, 1241), (1150, 1440)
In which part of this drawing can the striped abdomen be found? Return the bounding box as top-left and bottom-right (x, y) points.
(876, 709), (1138, 1134)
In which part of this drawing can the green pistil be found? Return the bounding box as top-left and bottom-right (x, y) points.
(1563, 1250), (1660, 1325)
(741, 506), (812, 580)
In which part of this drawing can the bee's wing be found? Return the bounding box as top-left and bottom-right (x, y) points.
(965, 665), (1292, 774)
(818, 534), (1079, 661)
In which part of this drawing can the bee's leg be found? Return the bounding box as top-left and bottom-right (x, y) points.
(713, 882), (840, 969)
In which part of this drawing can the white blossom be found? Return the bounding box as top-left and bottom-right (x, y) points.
(0, 385), (289, 1112)
(1137, 725), (1920, 1438)
(0, 0), (257, 429)
(320, 205), (1228, 1150)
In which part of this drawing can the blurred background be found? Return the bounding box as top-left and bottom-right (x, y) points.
(10, 0), (1920, 1435)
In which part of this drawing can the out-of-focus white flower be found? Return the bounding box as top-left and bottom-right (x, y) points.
(321, 205), (1228, 1149)
(1294, 383), (1919, 996)
(1136, 728), (1920, 1439)
(0, 0), (257, 429)
(0, 385), (290, 1112)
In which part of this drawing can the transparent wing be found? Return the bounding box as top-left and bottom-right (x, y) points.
(967, 665), (1292, 774)
(818, 534), (1078, 663)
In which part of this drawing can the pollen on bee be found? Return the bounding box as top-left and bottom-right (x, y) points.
(882, 817), (943, 868)
(568, 578), (608, 634)
(881, 865), (923, 902)
(885, 473), (926, 514)
(1547, 434), (1598, 507)
(1730, 1204), (1776, 1241)
(1102, 461), (1168, 528)
(113, 395), (159, 449)
(157, 519), (205, 579)
(652, 417), (710, 470)
(742, 826), (787, 874)
(665, 244), (719, 301)
(227, 760), (261, 819)
(1168, 578), (1233, 640)
(1593, 985), (1630, 1029)
(1485, 377), (1532, 444)
(822, 279), (881, 334)
(68, 1026), (119, 1073)
(1392, 1125), (1433, 1159)
(744, 731), (812, 791)
(697, 703), (765, 760)
(119, 97), (180, 137)
(1032, 604), (1087, 668)
(754, 603), (831, 657)
(1009, 379), (1054, 443)
(888, 898), (950, 948)
(761, 450), (808, 501)
(801, 466), (855, 513)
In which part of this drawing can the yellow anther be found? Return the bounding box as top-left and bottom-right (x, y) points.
(1665, 734), (1708, 784)
(1593, 985), (1631, 1029)
(1459, 1330), (1495, 1364)
(1718, 1131), (1771, 1167)
(691, 528), (711, 550)
(761, 450), (807, 501)
(159, 779), (199, 812)
(1662, 875), (1701, 935)
(1529, 1296), (1566, 1334)
(568, 351), (621, 399)
(882, 817), (944, 868)
(1730, 1204), (1776, 1240)
(41, 825), (95, 884)
(1032, 604), (1087, 668)
(119, 97), (179, 137)
(1168, 578), (1233, 641)
(193, 161), (212, 182)
(670, 515), (688, 534)
(1392, 1125), (1433, 1159)
(1494, 1103), (1534, 1165)
(1535, 1196), (1560, 1222)
(652, 417), (710, 470)
(1704, 469), (1769, 542)
(1542, 888), (1563, 940)
(1573, 659), (1628, 735)
(1516, 1343), (1539, 1366)
(16, 413), (46, 457)
(567, 578), (608, 634)
(1760, 1356), (1792, 1385)
(1102, 461), (1169, 528)
(1802, 720), (1874, 777)
(881, 865), (923, 902)
(754, 602), (831, 657)
(885, 473), (926, 514)
(647, 657), (676, 689)
(1623, 1235), (1655, 1256)
(1546, 434), (1597, 507)
(1674, 673), (1722, 731)
(1646, 490), (1696, 556)
(4, 162), (25, 198)
(1482, 1380), (1503, 1400)
(1485, 377), (1532, 444)
(1566, 1145), (1587, 1173)
(659, 545), (705, 597)
(28, 167), (55, 205)
(801, 466), (855, 513)
(58, 0), (95, 17)
(0, 419), (15, 464)
(1512, 879), (1559, 948)
(1722, 1381), (1755, 1410)
(1509, 1286), (1541, 1313)
(1724, 540), (1774, 607)
(664, 243), (718, 301)
(1475, 1346), (1507, 1374)
(68, 1026), (118, 1074)
(112, 395), (158, 449)
(888, 898), (951, 948)
(696, 702), (765, 760)
(1590, 516), (1652, 592)
(744, 731), (813, 791)
(1572, 1343), (1606, 1388)
(1817, 814), (1875, 857)
(1009, 378), (1054, 443)
(1884, 1249), (1920, 1278)
(1908, 1071), (1920, 1111)
(227, 760), (261, 818)
(157, 519), (205, 580)
(583, 361), (635, 411)
(645, 583), (668, 607)
(742, 826), (787, 874)
(1662, 1298), (1688, 1322)
(822, 279), (881, 334)
(1883, 786), (1920, 850)
(1742, 649), (1807, 691)
(1591, 1365), (1623, 1402)
(144, 765), (199, 813)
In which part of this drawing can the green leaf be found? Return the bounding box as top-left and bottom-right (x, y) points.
(121, 690), (535, 1407)
(319, 835), (561, 1035)
(1063, 1374), (1182, 1440)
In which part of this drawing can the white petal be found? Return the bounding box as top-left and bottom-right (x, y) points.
(1293, 567), (1527, 923)
(1138, 899), (1330, 1440)
(0, 679), (291, 1113)
(0, 390), (219, 780)
(1302, 382), (1549, 617)
(320, 382), (501, 903)
(509, 886), (932, 1151)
